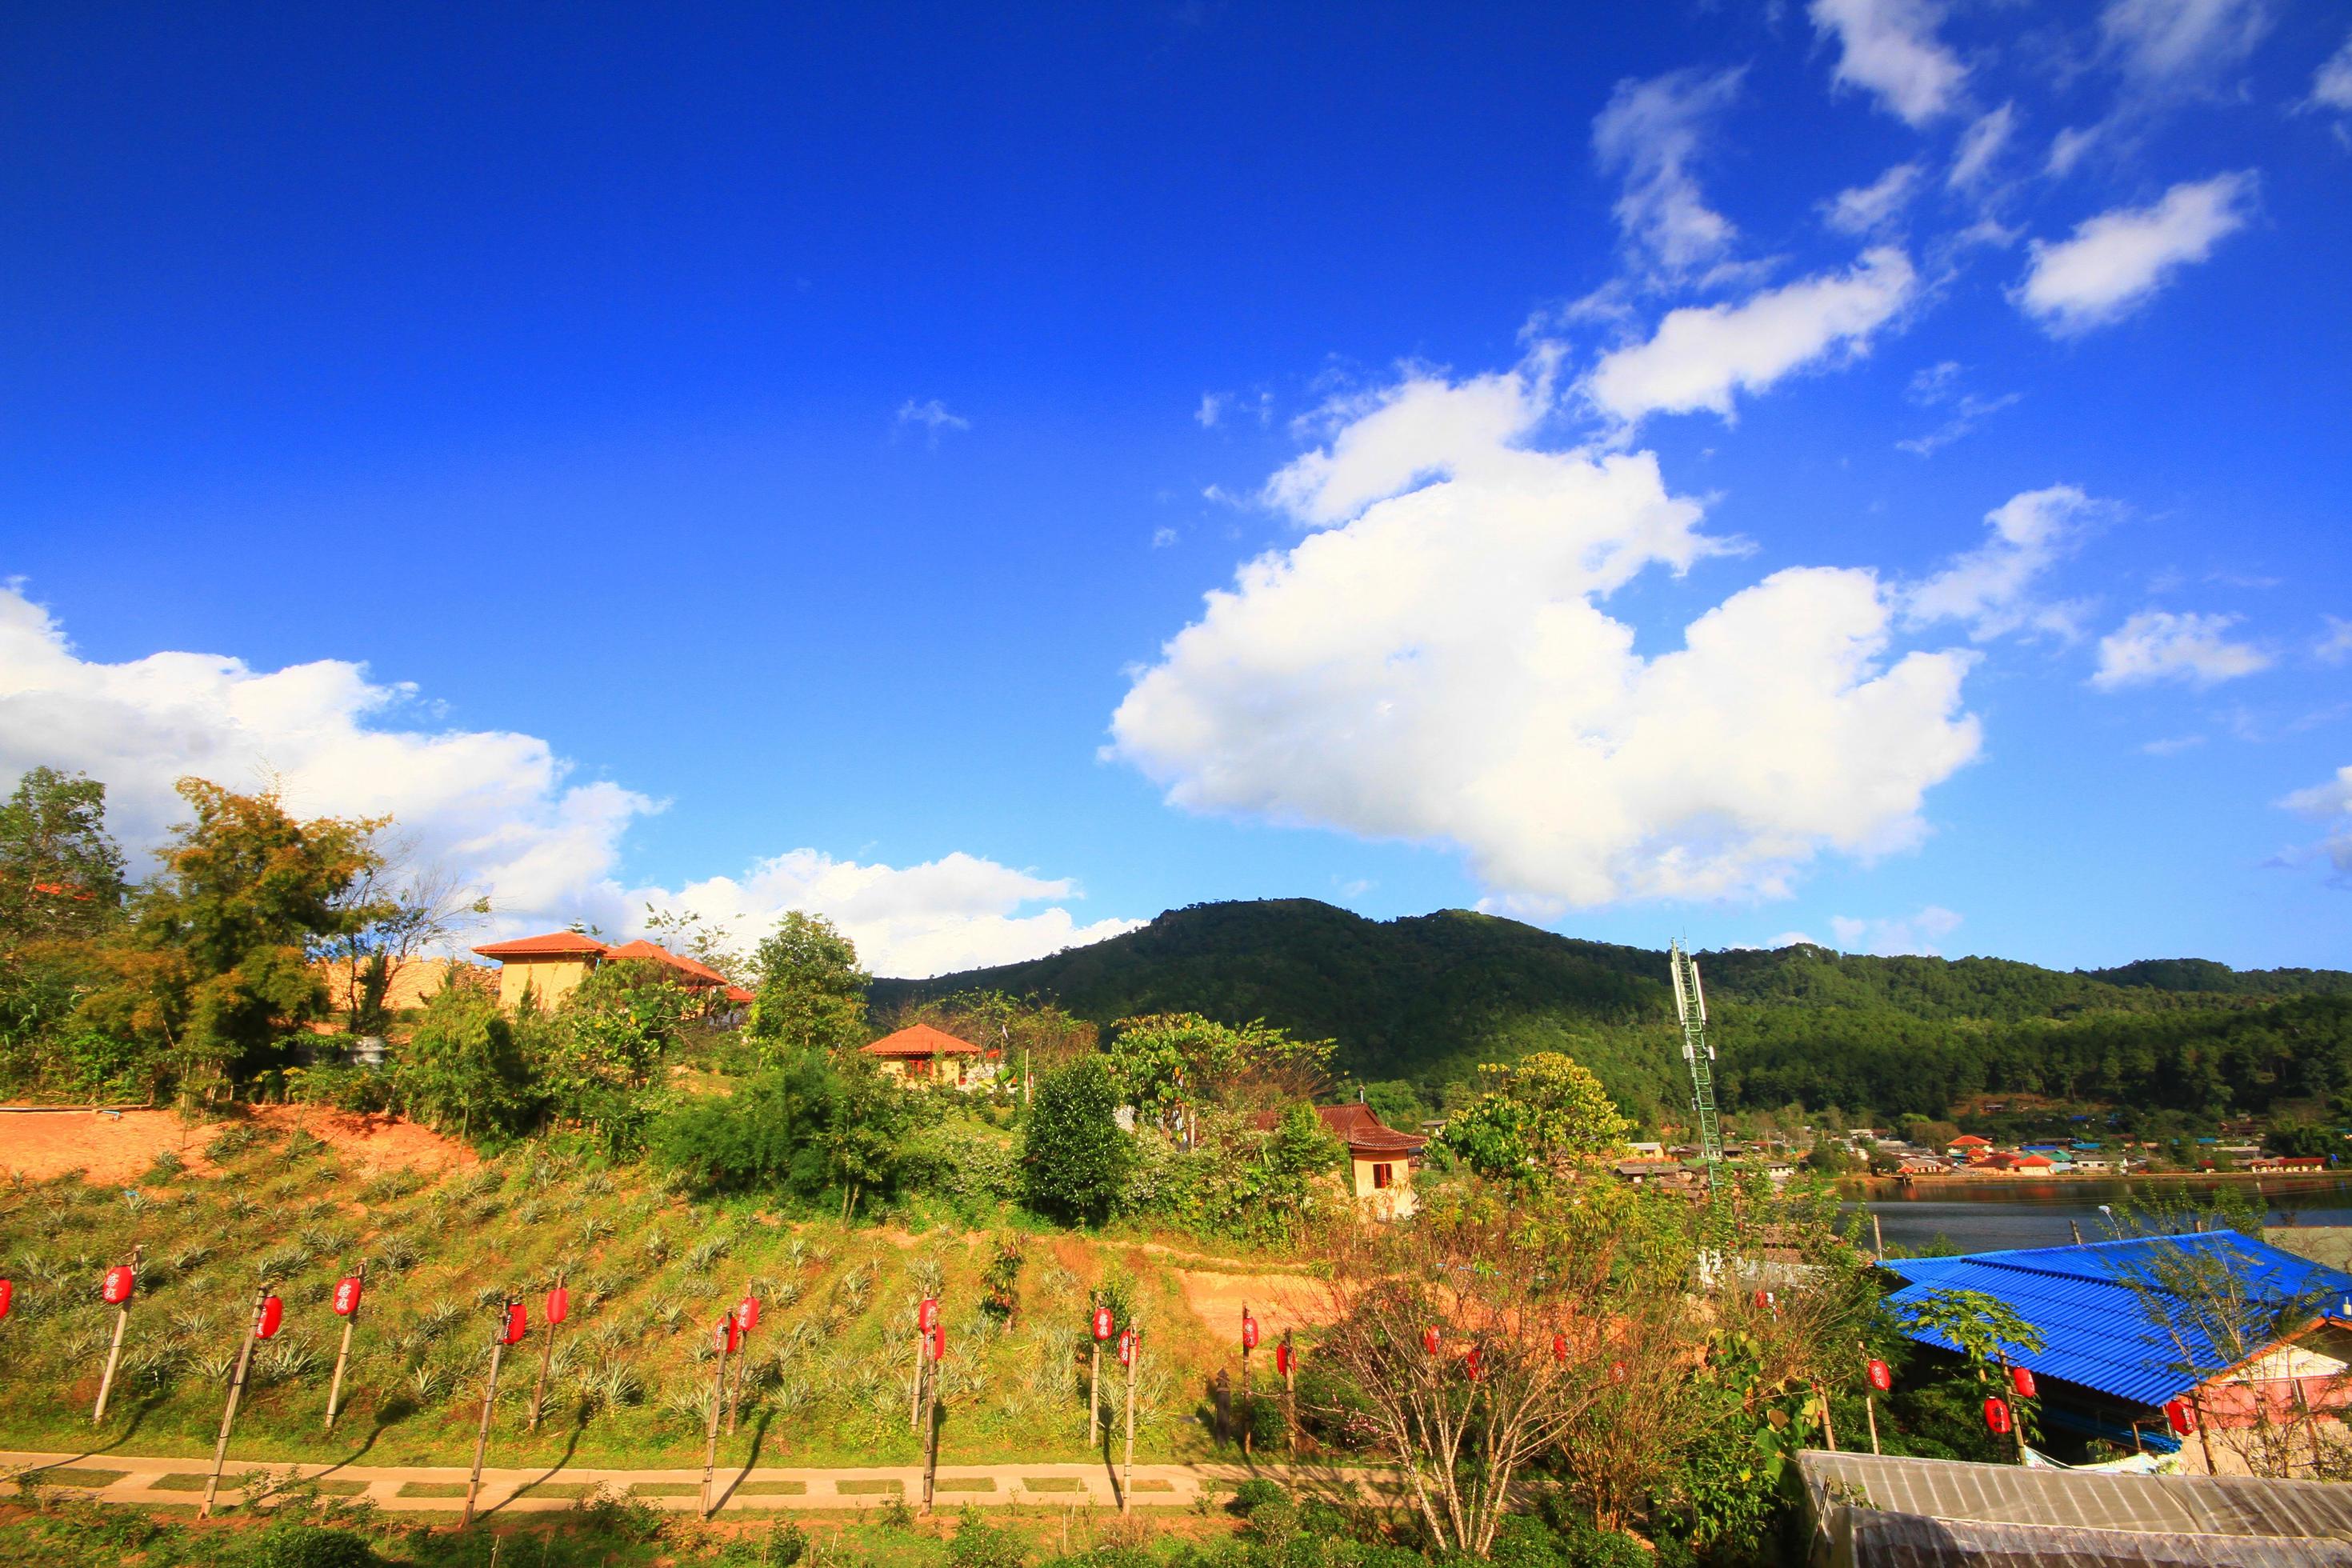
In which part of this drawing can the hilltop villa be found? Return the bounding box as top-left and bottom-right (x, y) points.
(862, 1022), (986, 1086)
(471, 930), (753, 1016)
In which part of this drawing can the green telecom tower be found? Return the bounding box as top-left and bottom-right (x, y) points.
(1668, 940), (1723, 1191)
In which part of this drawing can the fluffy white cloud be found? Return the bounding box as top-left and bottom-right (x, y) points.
(2092, 609), (2272, 689)
(894, 398), (970, 436)
(1809, 0), (1968, 126)
(1109, 374), (1982, 907)
(1830, 904), (1964, 956)
(1904, 485), (2101, 640)
(2102, 0), (2272, 90)
(1583, 248), (1918, 423)
(1195, 393), (1227, 428)
(1822, 162), (1922, 236)
(1949, 102), (2018, 190)
(2281, 765), (2352, 878)
(0, 583), (1128, 977)
(1590, 67), (1745, 276)
(2015, 172), (2256, 335)
(2313, 30), (2352, 111)
(2316, 616), (2352, 666)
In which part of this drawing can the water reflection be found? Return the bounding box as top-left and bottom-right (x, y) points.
(1844, 1177), (2352, 1254)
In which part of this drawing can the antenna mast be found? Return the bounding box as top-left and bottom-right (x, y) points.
(1669, 940), (1723, 1190)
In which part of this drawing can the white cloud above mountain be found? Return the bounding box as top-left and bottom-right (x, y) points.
(1582, 247), (1918, 423)
(1809, 0), (1968, 126)
(1904, 485), (2103, 641)
(0, 583), (1127, 977)
(2281, 765), (2352, 879)
(2092, 609), (2272, 689)
(2015, 172), (2257, 335)
(1109, 370), (1983, 909)
(1590, 66), (1746, 278)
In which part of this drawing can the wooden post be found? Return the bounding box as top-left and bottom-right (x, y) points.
(90, 1246), (141, 1426)
(325, 1262), (365, 1433)
(1282, 1330), (1297, 1448)
(2069, 1218), (2084, 1245)
(921, 1331), (941, 1516)
(1870, 1212), (1885, 1258)
(529, 1273), (562, 1434)
(1240, 1304), (1252, 1457)
(2294, 1366), (2322, 1474)
(1088, 1334), (1102, 1448)
(2002, 1366), (2028, 1463)
(910, 1323), (926, 1433)
(1815, 1382), (1838, 1451)
(701, 1318), (731, 1520)
(726, 1302), (750, 1438)
(462, 1310), (513, 1528)
(2191, 1383), (2218, 1476)
(1121, 1330), (1139, 1514)
(199, 1286), (268, 1519)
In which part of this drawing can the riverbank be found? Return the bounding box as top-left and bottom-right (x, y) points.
(1842, 1169), (2341, 1194)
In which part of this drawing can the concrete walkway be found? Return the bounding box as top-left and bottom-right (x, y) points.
(0, 1449), (1388, 1518)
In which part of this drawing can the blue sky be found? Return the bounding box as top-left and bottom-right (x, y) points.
(2, 1), (2346, 975)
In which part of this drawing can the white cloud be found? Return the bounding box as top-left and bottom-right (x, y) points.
(1196, 393), (1228, 428)
(2101, 0), (2272, 90)
(1583, 248), (1918, 424)
(1809, 0), (1968, 126)
(1108, 373), (1983, 908)
(894, 398), (971, 436)
(1897, 360), (2019, 456)
(1151, 526), (1180, 549)
(2141, 734), (2206, 755)
(2014, 172), (2257, 335)
(0, 583), (1129, 978)
(2046, 126), (2102, 178)
(2316, 616), (2352, 666)
(2093, 609), (2272, 689)
(1829, 904), (1963, 955)
(1903, 484), (2102, 639)
(1949, 102), (2018, 190)
(1822, 162), (1923, 236)
(2279, 765), (2352, 880)
(2312, 30), (2352, 111)
(1590, 67), (1745, 277)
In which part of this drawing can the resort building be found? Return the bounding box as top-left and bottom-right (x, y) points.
(471, 930), (752, 1017)
(861, 1022), (984, 1085)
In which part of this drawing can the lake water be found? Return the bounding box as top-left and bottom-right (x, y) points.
(1846, 1177), (2352, 1254)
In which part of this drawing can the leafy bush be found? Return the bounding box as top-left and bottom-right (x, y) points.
(1022, 1058), (1133, 1226)
(245, 1522), (380, 1568)
(949, 1506), (1029, 1568)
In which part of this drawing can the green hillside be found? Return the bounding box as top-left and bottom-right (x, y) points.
(874, 901), (2352, 1127)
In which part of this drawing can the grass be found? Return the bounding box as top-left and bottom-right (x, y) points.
(146, 1471), (246, 1491)
(628, 1481), (699, 1496)
(734, 1480), (807, 1495)
(12, 1466), (126, 1488)
(835, 1479), (905, 1494)
(1019, 1476), (1085, 1491)
(932, 1476), (995, 1491)
(396, 1481), (470, 1498)
(513, 1481), (599, 1498)
(0, 1134), (1266, 1477)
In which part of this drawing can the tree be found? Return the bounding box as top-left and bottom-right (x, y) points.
(2266, 1120), (2342, 1161)
(0, 766), (127, 946)
(79, 778), (385, 1102)
(641, 903), (746, 985)
(1434, 1052), (1631, 1181)
(1022, 1057), (1134, 1226)
(528, 959), (693, 1153)
(745, 912), (870, 1057)
(1102, 1012), (1333, 1142)
(391, 975), (531, 1141)
(646, 1051), (838, 1196)
(316, 857), (488, 1035)
(820, 1054), (921, 1219)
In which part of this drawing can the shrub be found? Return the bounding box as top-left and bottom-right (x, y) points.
(1022, 1058), (1134, 1226)
(246, 1523), (380, 1568)
(949, 1506), (1029, 1568)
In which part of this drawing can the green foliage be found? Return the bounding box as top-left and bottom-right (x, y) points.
(1904, 1288), (2045, 1376)
(0, 766), (126, 945)
(1102, 1011), (1334, 1133)
(246, 1523), (382, 1568)
(1434, 1052), (1630, 1180)
(746, 911), (870, 1058)
(947, 1506), (1028, 1568)
(392, 978), (532, 1141)
(646, 1048), (926, 1215)
(2266, 1119), (2343, 1159)
(1022, 1057), (1134, 1225)
(531, 960), (693, 1152)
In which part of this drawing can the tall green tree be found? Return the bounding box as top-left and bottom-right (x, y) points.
(0, 766), (128, 946)
(390, 973), (533, 1140)
(1436, 1051), (1631, 1181)
(646, 1050), (838, 1195)
(79, 778), (385, 1101)
(1103, 1012), (1334, 1140)
(745, 911), (870, 1057)
(1022, 1057), (1134, 1226)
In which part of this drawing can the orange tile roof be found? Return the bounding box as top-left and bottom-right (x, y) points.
(862, 1022), (982, 1058)
(474, 931), (610, 959)
(602, 939), (730, 987)
(1253, 1102), (1428, 1157)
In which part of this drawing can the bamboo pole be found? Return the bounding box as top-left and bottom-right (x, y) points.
(921, 1333), (941, 1516)
(90, 1246), (142, 1426)
(910, 1325), (925, 1432)
(463, 1310), (513, 1528)
(1088, 1334), (1102, 1448)
(1870, 1212), (1885, 1258)
(199, 1286), (269, 1519)
(324, 1262), (366, 1433)
(529, 1274), (562, 1433)
(1121, 1331), (1139, 1514)
(701, 1318), (731, 1520)
(726, 1298), (750, 1437)
(1282, 1331), (1297, 1448)
(1240, 1305), (1252, 1457)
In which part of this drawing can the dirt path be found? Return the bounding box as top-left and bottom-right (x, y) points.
(0, 1106), (473, 1185)
(0, 1449), (1392, 1518)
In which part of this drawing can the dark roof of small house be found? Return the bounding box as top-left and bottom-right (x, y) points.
(1253, 1102), (1426, 1156)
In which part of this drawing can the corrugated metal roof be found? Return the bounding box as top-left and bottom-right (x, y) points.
(1880, 1234), (2352, 1407)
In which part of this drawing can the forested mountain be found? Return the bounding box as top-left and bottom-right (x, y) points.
(874, 900), (2352, 1127)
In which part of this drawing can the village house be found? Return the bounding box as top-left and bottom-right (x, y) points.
(1946, 1134), (1993, 1160)
(859, 1022), (985, 1086)
(471, 930), (753, 1017)
(1256, 1102), (1427, 1219)
(2248, 1154), (2333, 1174)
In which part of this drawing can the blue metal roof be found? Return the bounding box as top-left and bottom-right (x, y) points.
(1881, 1234), (2352, 1408)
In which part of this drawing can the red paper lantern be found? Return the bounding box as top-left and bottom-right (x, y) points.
(734, 1297), (759, 1334)
(918, 1296), (939, 1332)
(1983, 1396), (2011, 1434)
(2164, 1398), (2193, 1435)
(0, 1278), (13, 1320)
(1464, 1346), (1483, 1381)
(1118, 1327), (1138, 1367)
(546, 1286), (570, 1326)
(714, 1314), (742, 1354)
(102, 1265), (135, 1306)
(1421, 1326), (1441, 1355)
(1553, 1332), (1568, 1363)
(1091, 1306), (1114, 1342)
(332, 1277), (364, 1317)
(1275, 1343), (1294, 1376)
(2010, 1366), (2037, 1398)
(256, 1297), (285, 1340)
(927, 1324), (945, 1362)
(1608, 1359), (1627, 1384)
(1242, 1314), (1259, 1351)
(502, 1302), (529, 1346)
(1866, 1358), (1892, 1393)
